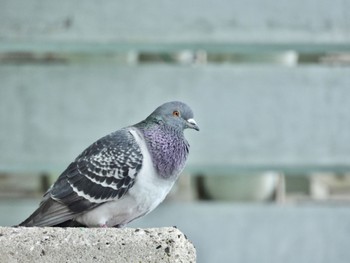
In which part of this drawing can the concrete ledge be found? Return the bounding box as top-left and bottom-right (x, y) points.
(0, 227), (196, 263)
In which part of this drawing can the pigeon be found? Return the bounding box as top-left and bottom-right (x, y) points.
(19, 101), (199, 227)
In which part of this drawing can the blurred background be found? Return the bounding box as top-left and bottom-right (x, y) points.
(1, 0), (350, 262)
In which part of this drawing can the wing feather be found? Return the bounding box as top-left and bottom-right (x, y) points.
(19, 128), (143, 226)
(53, 128), (143, 208)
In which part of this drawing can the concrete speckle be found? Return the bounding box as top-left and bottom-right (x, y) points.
(0, 227), (196, 263)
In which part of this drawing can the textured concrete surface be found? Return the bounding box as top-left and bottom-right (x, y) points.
(0, 227), (196, 263)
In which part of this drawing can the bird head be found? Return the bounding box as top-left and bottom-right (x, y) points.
(147, 101), (199, 132)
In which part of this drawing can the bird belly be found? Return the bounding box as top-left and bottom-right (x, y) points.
(75, 175), (174, 227)
(75, 196), (136, 227)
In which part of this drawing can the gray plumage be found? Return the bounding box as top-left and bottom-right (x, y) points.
(19, 101), (199, 227)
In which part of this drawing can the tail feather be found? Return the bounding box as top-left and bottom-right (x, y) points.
(19, 198), (76, 227)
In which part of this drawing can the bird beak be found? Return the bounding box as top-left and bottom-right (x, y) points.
(186, 118), (200, 131)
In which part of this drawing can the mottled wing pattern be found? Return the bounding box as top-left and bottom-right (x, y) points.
(50, 129), (143, 213)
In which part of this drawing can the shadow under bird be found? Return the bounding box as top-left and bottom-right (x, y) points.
(19, 101), (199, 227)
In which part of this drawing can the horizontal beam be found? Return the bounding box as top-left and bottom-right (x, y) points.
(1, 42), (350, 54)
(1, 164), (350, 176)
(1, 65), (350, 174)
(1, 0), (350, 45)
(186, 164), (350, 175)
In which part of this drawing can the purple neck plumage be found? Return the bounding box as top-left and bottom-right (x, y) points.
(137, 123), (189, 179)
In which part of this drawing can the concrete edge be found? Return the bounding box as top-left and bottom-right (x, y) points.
(0, 226), (196, 263)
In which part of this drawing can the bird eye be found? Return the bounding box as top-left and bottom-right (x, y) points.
(173, 110), (180, 117)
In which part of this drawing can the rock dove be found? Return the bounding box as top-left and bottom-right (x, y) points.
(19, 101), (199, 227)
